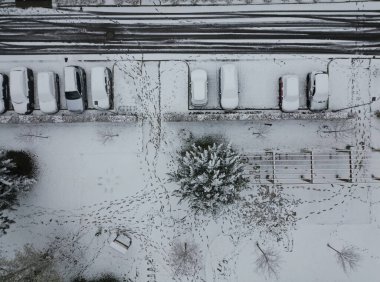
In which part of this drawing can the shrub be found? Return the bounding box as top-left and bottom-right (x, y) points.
(0, 244), (61, 282)
(5, 150), (37, 178)
(169, 136), (249, 214)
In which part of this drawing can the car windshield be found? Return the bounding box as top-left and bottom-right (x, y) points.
(65, 91), (81, 100)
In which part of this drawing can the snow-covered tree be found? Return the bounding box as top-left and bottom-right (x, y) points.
(169, 137), (249, 214)
(0, 150), (36, 234)
(0, 244), (61, 282)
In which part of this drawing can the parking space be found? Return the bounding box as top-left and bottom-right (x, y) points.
(188, 58), (330, 110)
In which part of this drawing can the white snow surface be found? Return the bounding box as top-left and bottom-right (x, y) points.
(0, 53), (380, 281)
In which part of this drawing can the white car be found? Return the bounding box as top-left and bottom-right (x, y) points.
(64, 66), (87, 113)
(10, 67), (34, 114)
(0, 74), (9, 114)
(279, 75), (299, 112)
(37, 72), (59, 114)
(91, 67), (112, 110)
(220, 64), (239, 110)
(190, 69), (208, 107)
(307, 71), (329, 111)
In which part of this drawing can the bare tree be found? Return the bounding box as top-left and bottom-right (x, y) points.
(97, 128), (119, 145)
(240, 186), (300, 242)
(327, 243), (361, 273)
(0, 244), (61, 282)
(16, 127), (49, 143)
(317, 122), (354, 140)
(248, 123), (272, 139)
(169, 241), (201, 277)
(255, 242), (281, 279)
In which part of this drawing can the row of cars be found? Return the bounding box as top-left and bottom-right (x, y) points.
(0, 66), (112, 114)
(190, 64), (329, 112)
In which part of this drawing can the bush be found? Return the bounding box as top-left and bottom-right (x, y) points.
(5, 150), (37, 178)
(0, 244), (61, 282)
(169, 136), (249, 214)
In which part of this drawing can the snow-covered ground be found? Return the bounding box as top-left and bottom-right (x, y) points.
(0, 53), (380, 281)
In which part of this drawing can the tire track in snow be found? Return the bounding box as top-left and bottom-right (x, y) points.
(0, 8), (380, 54)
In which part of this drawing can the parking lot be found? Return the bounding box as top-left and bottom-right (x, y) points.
(1, 57), (379, 123)
(187, 58), (379, 111)
(0, 57), (115, 112)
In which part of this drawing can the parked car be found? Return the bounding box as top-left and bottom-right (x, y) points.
(10, 67), (34, 114)
(307, 71), (329, 111)
(64, 66), (87, 113)
(279, 75), (299, 112)
(220, 64), (239, 110)
(91, 67), (112, 110)
(0, 74), (9, 114)
(190, 69), (208, 107)
(37, 72), (59, 114)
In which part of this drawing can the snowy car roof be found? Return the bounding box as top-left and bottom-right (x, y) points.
(37, 72), (55, 103)
(91, 67), (107, 101)
(283, 75), (299, 98)
(64, 66), (78, 92)
(314, 73), (329, 96)
(191, 69), (207, 101)
(220, 64), (238, 97)
(10, 67), (28, 103)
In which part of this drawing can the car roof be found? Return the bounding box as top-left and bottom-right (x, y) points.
(37, 72), (55, 102)
(283, 75), (299, 97)
(91, 67), (106, 86)
(191, 69), (207, 79)
(193, 81), (206, 100)
(91, 67), (108, 100)
(221, 64), (238, 96)
(64, 66), (78, 91)
(10, 68), (27, 102)
(314, 73), (329, 95)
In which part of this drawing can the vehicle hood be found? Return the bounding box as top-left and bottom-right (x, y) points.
(0, 100), (5, 113)
(66, 98), (84, 113)
(310, 99), (328, 111)
(282, 99), (299, 112)
(12, 101), (28, 114)
(221, 97), (238, 110)
(94, 98), (110, 110)
(40, 100), (58, 114)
